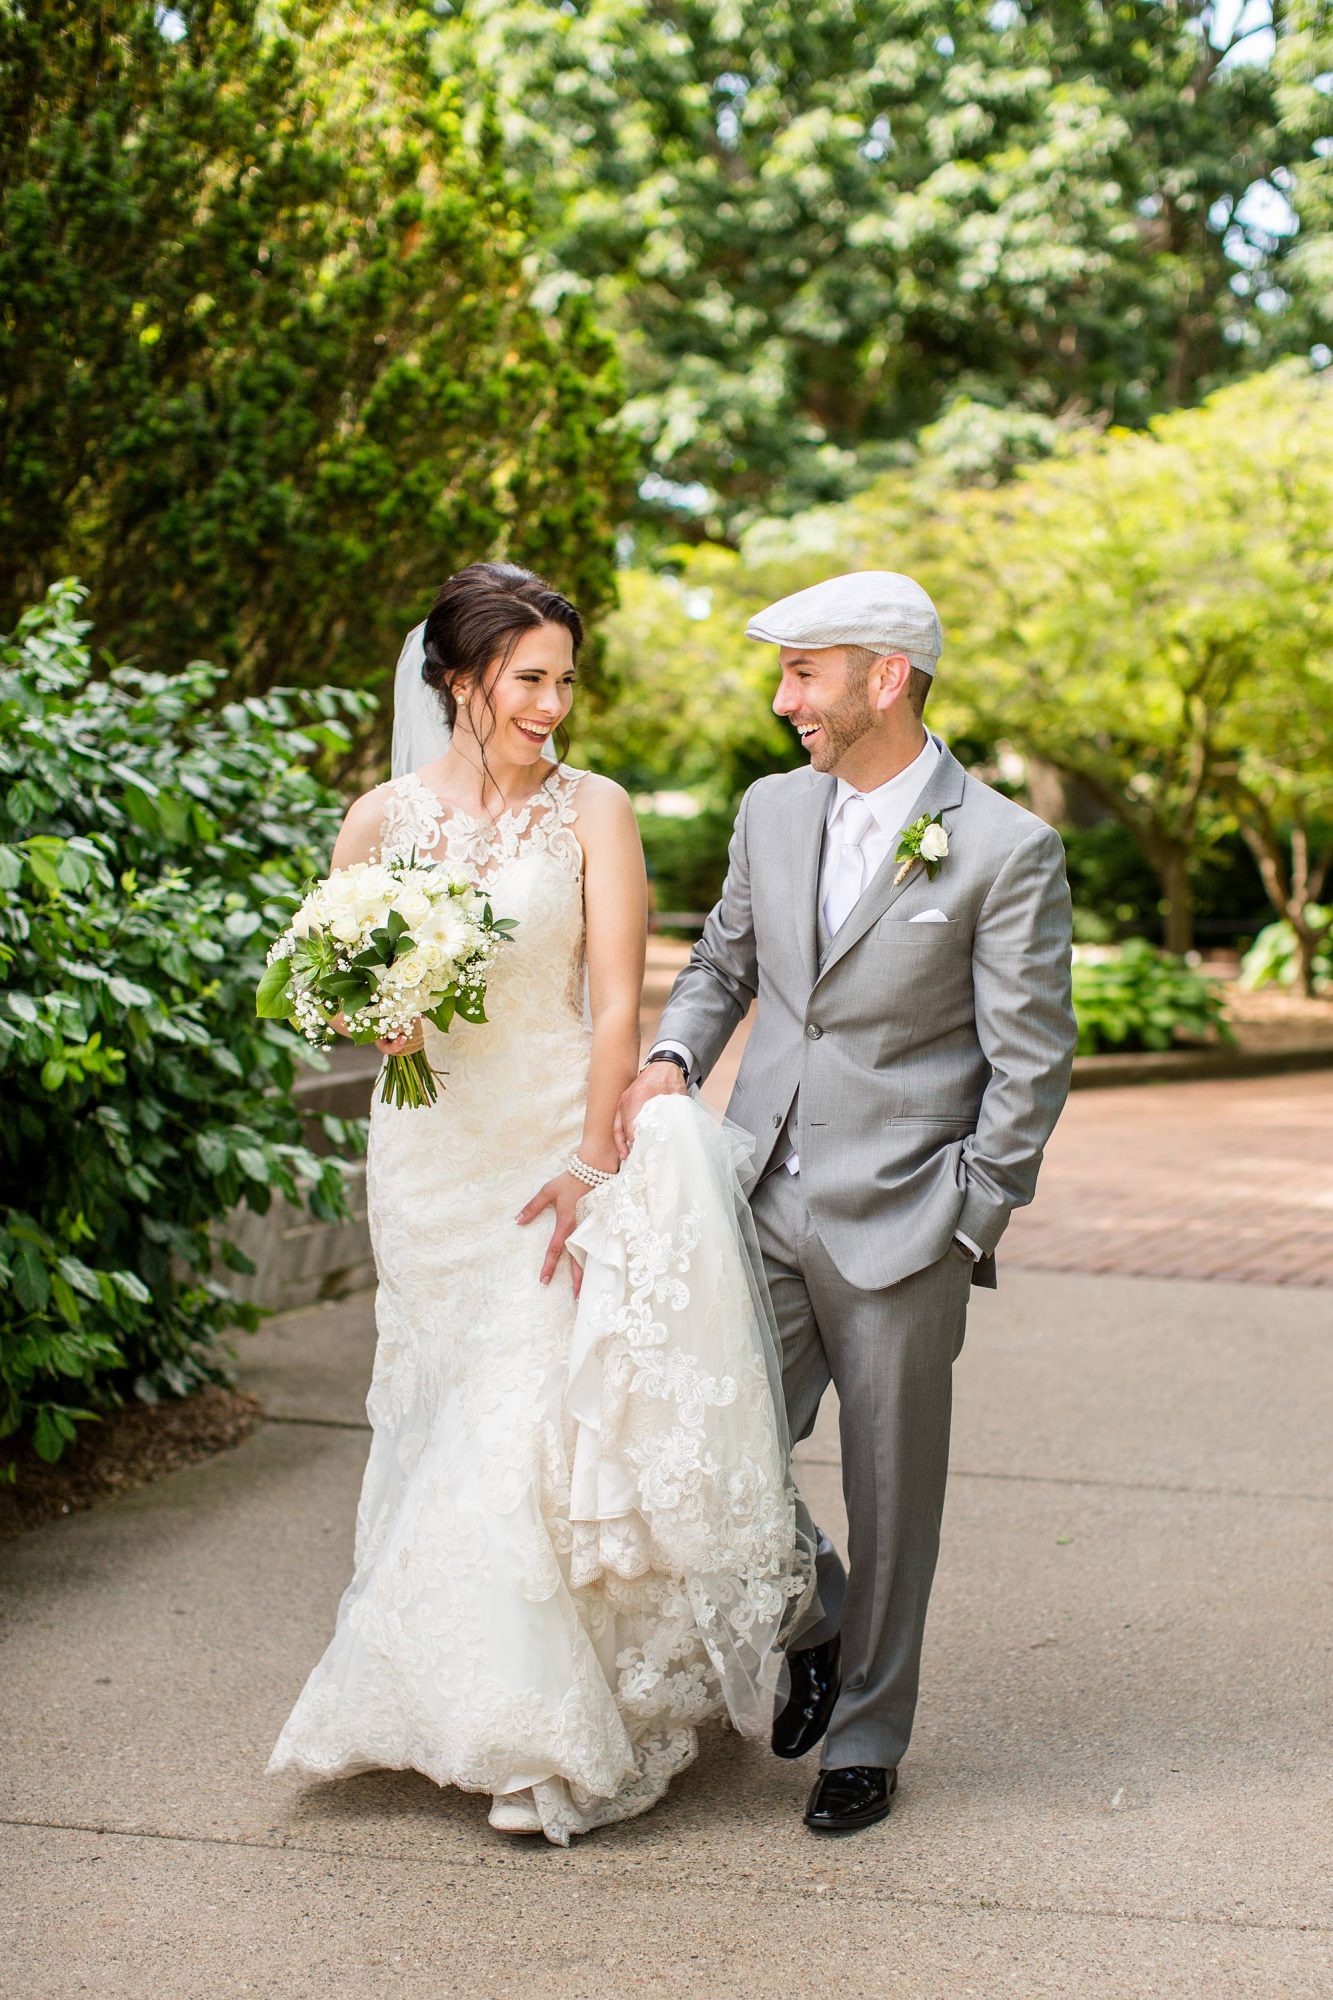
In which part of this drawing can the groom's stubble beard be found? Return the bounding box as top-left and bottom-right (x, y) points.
(801, 669), (876, 774)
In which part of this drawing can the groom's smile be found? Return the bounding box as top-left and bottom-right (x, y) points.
(773, 648), (879, 776)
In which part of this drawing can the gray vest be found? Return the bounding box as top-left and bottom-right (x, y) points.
(765, 851), (835, 1177)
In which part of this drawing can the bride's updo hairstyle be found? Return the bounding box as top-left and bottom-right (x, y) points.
(422, 562), (584, 760)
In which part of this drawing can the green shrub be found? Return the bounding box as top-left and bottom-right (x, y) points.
(1061, 822), (1164, 938)
(639, 807), (737, 922)
(1061, 819), (1268, 945)
(0, 582), (369, 1476)
(1071, 940), (1235, 1057)
(1239, 909), (1332, 993)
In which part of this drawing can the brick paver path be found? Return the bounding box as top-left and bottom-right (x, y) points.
(640, 943), (1333, 1288)
(1004, 1071), (1333, 1287)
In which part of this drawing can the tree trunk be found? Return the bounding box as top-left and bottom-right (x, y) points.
(1292, 925), (1319, 1000)
(1156, 845), (1194, 956)
(1024, 757), (1104, 830)
(1233, 809), (1332, 998)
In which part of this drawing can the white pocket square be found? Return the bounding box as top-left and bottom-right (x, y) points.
(909, 908), (950, 924)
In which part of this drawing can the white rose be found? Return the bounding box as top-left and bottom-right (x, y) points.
(389, 886), (432, 932)
(317, 872), (359, 917)
(412, 940), (450, 981)
(919, 823), (949, 863)
(289, 891), (322, 939)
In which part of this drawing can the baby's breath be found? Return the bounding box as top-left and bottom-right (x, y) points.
(258, 855), (515, 1106)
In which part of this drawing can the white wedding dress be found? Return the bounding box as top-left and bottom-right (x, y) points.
(266, 762), (810, 1844)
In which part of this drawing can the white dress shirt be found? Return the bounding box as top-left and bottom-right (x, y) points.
(649, 732), (982, 1259)
(819, 734), (940, 940)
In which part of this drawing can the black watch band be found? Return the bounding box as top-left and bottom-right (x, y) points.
(646, 1050), (690, 1081)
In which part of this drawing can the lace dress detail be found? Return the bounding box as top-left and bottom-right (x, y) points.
(266, 765), (808, 1844)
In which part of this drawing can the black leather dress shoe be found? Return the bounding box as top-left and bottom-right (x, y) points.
(804, 1765), (898, 1834)
(771, 1633), (841, 1759)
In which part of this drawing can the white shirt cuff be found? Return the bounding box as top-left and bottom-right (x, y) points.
(648, 1040), (696, 1084)
(954, 1229), (983, 1260)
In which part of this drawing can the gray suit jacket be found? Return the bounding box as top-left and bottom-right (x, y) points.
(656, 738), (1077, 1292)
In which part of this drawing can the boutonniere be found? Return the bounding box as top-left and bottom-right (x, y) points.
(894, 811), (949, 886)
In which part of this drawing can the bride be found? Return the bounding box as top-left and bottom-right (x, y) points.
(265, 561), (810, 1844)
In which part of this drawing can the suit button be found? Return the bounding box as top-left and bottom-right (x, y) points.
(806, 1023), (822, 1040)
(772, 1113), (782, 1128)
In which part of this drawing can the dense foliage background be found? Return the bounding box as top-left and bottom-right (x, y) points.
(0, 1), (631, 703)
(594, 363), (1332, 973)
(446, 0), (1329, 542)
(0, 584), (364, 1473)
(0, 3), (1330, 1473)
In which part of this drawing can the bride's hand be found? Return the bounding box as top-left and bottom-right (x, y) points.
(517, 1170), (591, 1296)
(327, 1008), (418, 1056)
(376, 1021), (424, 1057)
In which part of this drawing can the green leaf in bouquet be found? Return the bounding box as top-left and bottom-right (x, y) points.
(455, 986), (488, 1025)
(323, 972), (375, 1008)
(425, 994), (456, 1032)
(300, 931), (339, 972)
(369, 920), (415, 965)
(255, 957), (294, 1018)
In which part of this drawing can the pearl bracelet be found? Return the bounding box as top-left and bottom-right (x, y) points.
(566, 1153), (617, 1189)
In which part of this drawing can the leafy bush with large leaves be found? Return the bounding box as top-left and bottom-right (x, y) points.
(0, 583), (368, 1476)
(1071, 941), (1234, 1059)
(1240, 908), (1333, 994)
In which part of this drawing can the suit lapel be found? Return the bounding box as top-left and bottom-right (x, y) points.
(791, 768), (834, 987)
(816, 738), (967, 983)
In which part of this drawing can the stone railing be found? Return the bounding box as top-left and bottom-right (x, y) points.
(222, 1045), (379, 1314)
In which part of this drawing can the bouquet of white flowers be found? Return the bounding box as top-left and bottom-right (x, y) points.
(256, 857), (516, 1107)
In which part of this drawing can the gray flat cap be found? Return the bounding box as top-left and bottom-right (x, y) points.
(746, 569), (943, 676)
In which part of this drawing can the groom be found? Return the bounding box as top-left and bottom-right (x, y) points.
(616, 571), (1077, 1835)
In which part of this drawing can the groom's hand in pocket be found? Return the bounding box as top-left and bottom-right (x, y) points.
(517, 1171), (588, 1295)
(614, 1060), (687, 1159)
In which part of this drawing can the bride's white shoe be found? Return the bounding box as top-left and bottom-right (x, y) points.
(487, 1789), (543, 1835)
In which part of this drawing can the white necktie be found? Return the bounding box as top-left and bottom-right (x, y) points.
(823, 794), (875, 937)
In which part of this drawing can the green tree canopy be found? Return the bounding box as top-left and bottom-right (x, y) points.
(592, 361), (1331, 971)
(0, 1), (631, 712)
(893, 360), (1331, 956)
(444, 0), (1312, 539)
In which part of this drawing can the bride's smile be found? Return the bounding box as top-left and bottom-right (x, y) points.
(453, 622), (577, 781)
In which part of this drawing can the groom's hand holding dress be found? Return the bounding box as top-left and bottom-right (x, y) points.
(614, 1048), (689, 1157)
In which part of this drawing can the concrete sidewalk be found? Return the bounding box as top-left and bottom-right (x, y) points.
(3, 1260), (1329, 1999)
